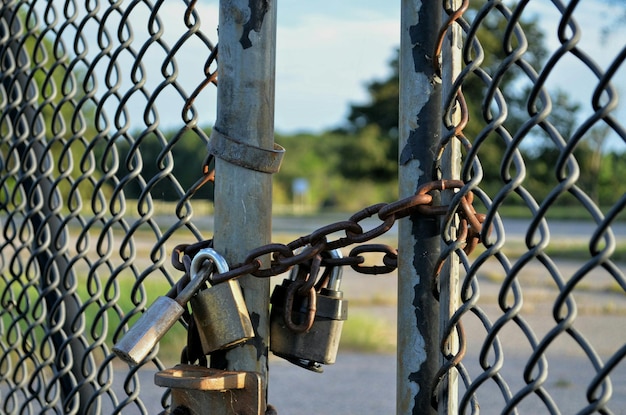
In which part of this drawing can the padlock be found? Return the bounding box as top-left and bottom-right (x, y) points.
(190, 250), (254, 354)
(155, 364), (263, 415)
(113, 249), (217, 366)
(269, 249), (348, 372)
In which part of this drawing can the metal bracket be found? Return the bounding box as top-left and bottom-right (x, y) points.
(208, 128), (285, 174)
(155, 364), (263, 415)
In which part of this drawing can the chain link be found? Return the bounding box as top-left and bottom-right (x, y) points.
(173, 179), (485, 287)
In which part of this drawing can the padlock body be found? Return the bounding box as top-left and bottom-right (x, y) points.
(155, 364), (263, 415)
(270, 281), (347, 365)
(190, 280), (254, 354)
(113, 296), (184, 366)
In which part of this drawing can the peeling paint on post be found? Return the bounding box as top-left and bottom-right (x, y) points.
(212, 0), (276, 413)
(397, 1), (441, 414)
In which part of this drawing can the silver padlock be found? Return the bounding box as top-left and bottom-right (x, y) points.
(270, 249), (348, 372)
(113, 251), (216, 366)
(190, 250), (254, 354)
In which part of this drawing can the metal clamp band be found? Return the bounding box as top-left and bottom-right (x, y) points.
(208, 128), (285, 174)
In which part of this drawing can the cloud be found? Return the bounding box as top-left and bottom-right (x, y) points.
(113, 1), (400, 133)
(275, 12), (399, 132)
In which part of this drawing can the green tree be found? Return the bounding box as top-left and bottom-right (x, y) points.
(1, 9), (110, 209)
(114, 127), (213, 201)
(347, 54), (399, 139)
(341, 4), (586, 203)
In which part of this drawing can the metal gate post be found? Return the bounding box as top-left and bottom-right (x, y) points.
(397, 1), (442, 414)
(210, 0), (278, 412)
(438, 1), (463, 413)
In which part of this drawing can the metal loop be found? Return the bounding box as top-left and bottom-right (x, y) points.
(458, 194), (482, 235)
(309, 220), (363, 249)
(321, 255), (365, 269)
(278, 239), (327, 270)
(283, 280), (316, 333)
(191, 248), (230, 278)
(211, 261), (261, 285)
(296, 254), (322, 296)
(347, 203), (396, 243)
(348, 244), (398, 275)
(208, 127), (285, 174)
(378, 194), (433, 220)
(171, 240), (214, 271)
(245, 243), (293, 278)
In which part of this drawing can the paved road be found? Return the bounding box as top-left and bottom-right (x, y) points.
(182, 213), (626, 242)
(107, 215), (626, 414)
(117, 347), (626, 414)
(271, 215), (626, 241)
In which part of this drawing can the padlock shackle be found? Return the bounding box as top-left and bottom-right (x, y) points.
(288, 248), (344, 292)
(191, 248), (230, 286)
(325, 249), (343, 292)
(283, 281), (316, 333)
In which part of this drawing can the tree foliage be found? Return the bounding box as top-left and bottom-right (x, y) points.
(12, 4), (624, 211)
(331, 3), (623, 208)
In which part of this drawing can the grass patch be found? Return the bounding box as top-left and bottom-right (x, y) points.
(349, 294), (397, 307)
(543, 242), (626, 262)
(553, 378), (573, 389)
(340, 312), (396, 354)
(0, 275), (189, 367)
(497, 205), (626, 221)
(75, 275), (189, 365)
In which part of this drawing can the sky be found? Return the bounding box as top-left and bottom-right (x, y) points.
(185, 0), (624, 142)
(171, 0), (402, 134)
(273, 1), (401, 133)
(66, 0), (624, 146)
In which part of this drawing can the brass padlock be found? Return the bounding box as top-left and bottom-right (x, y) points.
(155, 364), (263, 415)
(269, 249), (348, 372)
(190, 249), (254, 354)
(113, 254), (215, 366)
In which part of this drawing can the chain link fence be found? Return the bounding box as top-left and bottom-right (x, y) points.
(0, 1), (217, 413)
(0, 1), (625, 414)
(434, 1), (626, 413)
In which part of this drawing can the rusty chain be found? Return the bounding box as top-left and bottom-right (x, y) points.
(168, 176), (486, 378)
(173, 2), (479, 408)
(169, 178), (484, 370)
(172, 179), (484, 288)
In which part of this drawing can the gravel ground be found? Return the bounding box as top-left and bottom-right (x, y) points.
(5, 216), (624, 413)
(109, 261), (626, 415)
(115, 349), (626, 414)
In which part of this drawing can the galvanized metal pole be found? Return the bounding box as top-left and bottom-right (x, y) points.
(211, 0), (277, 412)
(397, 1), (442, 414)
(438, 1), (463, 413)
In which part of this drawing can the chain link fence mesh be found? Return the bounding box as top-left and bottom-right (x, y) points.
(435, 1), (626, 413)
(0, 1), (625, 414)
(0, 1), (217, 413)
